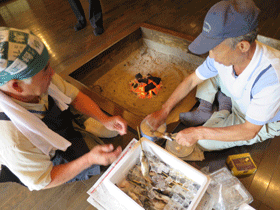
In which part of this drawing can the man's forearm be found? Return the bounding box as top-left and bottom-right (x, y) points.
(43, 153), (92, 189)
(197, 122), (263, 142)
(71, 91), (109, 124)
(163, 72), (203, 113)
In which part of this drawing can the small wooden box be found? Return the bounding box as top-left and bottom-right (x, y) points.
(226, 153), (257, 176)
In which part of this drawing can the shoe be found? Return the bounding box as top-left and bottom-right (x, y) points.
(74, 20), (87, 31)
(93, 27), (104, 36)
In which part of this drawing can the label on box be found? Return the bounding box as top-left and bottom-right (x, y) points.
(232, 157), (256, 171)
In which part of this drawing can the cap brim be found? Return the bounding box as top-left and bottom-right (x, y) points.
(188, 33), (225, 55)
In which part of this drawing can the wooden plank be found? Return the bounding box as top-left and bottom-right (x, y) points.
(48, 181), (90, 210)
(30, 183), (76, 210)
(14, 187), (56, 210)
(0, 186), (30, 210)
(0, 183), (26, 208)
(248, 136), (280, 202)
(262, 156), (280, 209)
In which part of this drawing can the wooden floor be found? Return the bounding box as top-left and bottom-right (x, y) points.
(0, 0), (280, 209)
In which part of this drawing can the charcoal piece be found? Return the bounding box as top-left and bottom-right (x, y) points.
(138, 78), (148, 84)
(149, 76), (161, 85)
(135, 73), (143, 80)
(152, 91), (156, 95)
(133, 83), (138, 88)
(145, 83), (156, 92)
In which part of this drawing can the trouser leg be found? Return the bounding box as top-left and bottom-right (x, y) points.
(179, 76), (221, 126)
(67, 0), (86, 22)
(196, 76), (219, 104)
(88, 0), (103, 28)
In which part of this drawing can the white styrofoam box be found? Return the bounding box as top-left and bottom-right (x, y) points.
(102, 138), (211, 210)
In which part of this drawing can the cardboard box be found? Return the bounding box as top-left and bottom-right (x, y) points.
(226, 153), (257, 176)
(91, 138), (210, 210)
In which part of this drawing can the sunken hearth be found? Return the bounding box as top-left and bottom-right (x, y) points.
(62, 24), (205, 129)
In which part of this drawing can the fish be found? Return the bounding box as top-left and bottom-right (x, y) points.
(137, 126), (150, 178)
(152, 130), (174, 142)
(140, 150), (150, 177)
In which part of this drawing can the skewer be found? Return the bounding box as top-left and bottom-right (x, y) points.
(137, 126), (143, 150)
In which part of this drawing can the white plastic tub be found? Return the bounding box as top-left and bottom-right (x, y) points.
(101, 138), (210, 210)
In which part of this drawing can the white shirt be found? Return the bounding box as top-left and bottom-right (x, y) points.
(196, 41), (280, 125)
(0, 73), (79, 190)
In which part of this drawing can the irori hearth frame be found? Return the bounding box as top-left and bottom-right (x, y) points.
(59, 23), (206, 130)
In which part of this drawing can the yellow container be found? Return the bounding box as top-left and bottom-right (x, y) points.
(226, 153), (257, 176)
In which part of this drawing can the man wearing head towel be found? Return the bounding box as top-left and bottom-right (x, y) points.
(0, 27), (127, 190)
(146, 0), (280, 151)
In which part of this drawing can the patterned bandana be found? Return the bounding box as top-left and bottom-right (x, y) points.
(0, 27), (49, 86)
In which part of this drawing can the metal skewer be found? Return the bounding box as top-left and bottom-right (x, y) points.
(137, 126), (143, 150)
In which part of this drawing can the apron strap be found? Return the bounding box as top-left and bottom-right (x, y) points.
(0, 110), (47, 121)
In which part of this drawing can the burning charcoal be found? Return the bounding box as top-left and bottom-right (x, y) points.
(138, 78), (148, 84)
(145, 83), (156, 92)
(148, 76), (161, 85)
(135, 73), (143, 80)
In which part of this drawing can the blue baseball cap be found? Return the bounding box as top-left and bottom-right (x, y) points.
(189, 0), (260, 55)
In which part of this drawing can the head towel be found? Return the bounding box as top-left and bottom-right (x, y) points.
(0, 27), (49, 86)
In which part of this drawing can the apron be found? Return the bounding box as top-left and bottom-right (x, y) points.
(0, 95), (100, 185)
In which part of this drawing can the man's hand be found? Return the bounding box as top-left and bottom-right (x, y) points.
(71, 92), (127, 135)
(45, 144), (122, 189)
(87, 144), (122, 166)
(144, 109), (169, 130)
(175, 127), (201, 147)
(102, 116), (127, 135)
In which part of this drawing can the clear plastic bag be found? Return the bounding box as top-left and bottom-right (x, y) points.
(206, 167), (253, 210)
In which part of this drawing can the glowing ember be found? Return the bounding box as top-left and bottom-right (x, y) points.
(130, 73), (162, 99)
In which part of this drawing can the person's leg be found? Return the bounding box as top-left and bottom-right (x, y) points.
(197, 108), (280, 151)
(217, 91), (232, 111)
(67, 0), (87, 31)
(88, 0), (104, 35)
(180, 76), (232, 127)
(180, 76), (219, 126)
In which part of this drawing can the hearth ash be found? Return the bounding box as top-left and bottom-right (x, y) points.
(117, 151), (200, 209)
(130, 73), (162, 99)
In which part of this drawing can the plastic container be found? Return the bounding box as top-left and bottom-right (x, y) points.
(165, 133), (195, 158)
(140, 119), (166, 143)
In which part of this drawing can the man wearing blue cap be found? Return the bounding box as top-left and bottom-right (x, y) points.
(146, 0), (280, 151)
(0, 27), (127, 190)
